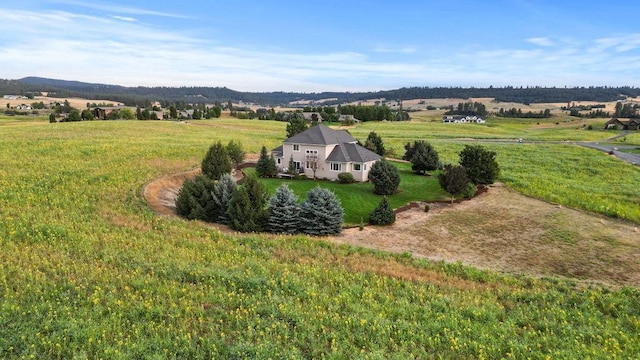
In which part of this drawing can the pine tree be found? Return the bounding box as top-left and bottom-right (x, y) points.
(438, 165), (470, 203)
(201, 142), (232, 180)
(368, 159), (401, 195)
(410, 141), (439, 174)
(268, 184), (300, 234)
(459, 145), (499, 185)
(368, 196), (396, 225)
(256, 145), (278, 178)
(364, 131), (385, 156)
(175, 175), (215, 221)
(210, 173), (236, 224)
(227, 175), (268, 232)
(299, 187), (343, 235)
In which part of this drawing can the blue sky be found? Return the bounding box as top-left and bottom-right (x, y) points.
(1, 0), (639, 92)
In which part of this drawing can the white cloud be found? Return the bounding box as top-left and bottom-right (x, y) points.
(112, 15), (136, 22)
(52, 0), (190, 19)
(525, 37), (554, 47)
(1, 6), (639, 92)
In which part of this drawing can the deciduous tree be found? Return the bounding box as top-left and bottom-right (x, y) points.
(286, 116), (307, 138)
(226, 140), (245, 169)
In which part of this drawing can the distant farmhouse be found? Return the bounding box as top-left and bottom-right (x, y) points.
(604, 118), (640, 131)
(272, 124), (381, 182)
(442, 115), (486, 124)
(93, 106), (127, 120)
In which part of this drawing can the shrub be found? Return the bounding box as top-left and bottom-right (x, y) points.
(461, 182), (477, 199)
(299, 187), (343, 235)
(267, 184), (300, 234)
(369, 159), (401, 195)
(369, 196), (396, 225)
(424, 204), (430, 212)
(337, 172), (355, 184)
(459, 145), (500, 185)
(202, 142), (232, 180)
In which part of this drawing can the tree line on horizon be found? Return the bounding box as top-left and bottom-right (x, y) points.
(2, 77), (640, 107)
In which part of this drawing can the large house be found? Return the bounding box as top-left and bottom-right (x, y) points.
(272, 124), (382, 182)
(604, 118), (640, 131)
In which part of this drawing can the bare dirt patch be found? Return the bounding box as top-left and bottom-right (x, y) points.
(143, 173), (640, 288)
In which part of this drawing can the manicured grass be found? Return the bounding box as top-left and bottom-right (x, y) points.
(1, 118), (639, 358)
(248, 162), (450, 225)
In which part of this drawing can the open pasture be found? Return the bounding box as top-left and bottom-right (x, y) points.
(0, 117), (639, 358)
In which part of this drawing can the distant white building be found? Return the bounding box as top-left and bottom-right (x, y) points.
(442, 115), (485, 124)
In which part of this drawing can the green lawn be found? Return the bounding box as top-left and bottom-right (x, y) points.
(247, 162), (450, 225)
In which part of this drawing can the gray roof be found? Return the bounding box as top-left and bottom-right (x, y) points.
(271, 145), (283, 156)
(284, 124), (356, 145)
(326, 143), (382, 163)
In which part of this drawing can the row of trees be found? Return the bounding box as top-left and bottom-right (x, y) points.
(443, 102), (488, 117)
(438, 145), (500, 201)
(495, 108), (552, 118)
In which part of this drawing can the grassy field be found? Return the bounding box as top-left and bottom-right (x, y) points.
(1, 117), (639, 358)
(248, 162), (449, 225)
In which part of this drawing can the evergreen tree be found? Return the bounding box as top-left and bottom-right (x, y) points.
(368, 196), (396, 225)
(175, 178), (198, 219)
(364, 131), (385, 156)
(268, 184), (300, 234)
(299, 187), (343, 235)
(410, 141), (439, 174)
(286, 116), (307, 138)
(201, 142), (232, 180)
(368, 159), (401, 195)
(175, 175), (215, 221)
(256, 145), (278, 178)
(227, 175), (269, 232)
(226, 140), (245, 169)
(210, 173), (236, 224)
(438, 165), (470, 203)
(459, 145), (500, 185)
(287, 155), (297, 176)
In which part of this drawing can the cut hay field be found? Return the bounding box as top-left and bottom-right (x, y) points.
(1, 117), (639, 358)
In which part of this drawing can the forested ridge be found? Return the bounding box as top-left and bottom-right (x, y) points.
(2, 77), (640, 106)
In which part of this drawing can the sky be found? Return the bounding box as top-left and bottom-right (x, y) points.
(1, 0), (640, 92)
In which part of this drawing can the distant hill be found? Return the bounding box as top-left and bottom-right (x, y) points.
(2, 77), (640, 107)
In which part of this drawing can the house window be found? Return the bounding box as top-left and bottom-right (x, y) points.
(363, 164), (367, 171)
(305, 150), (318, 169)
(353, 163), (361, 171)
(294, 161), (301, 170)
(276, 158), (281, 165)
(293, 144), (300, 152)
(330, 163), (342, 172)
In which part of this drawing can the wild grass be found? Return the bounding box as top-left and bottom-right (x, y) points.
(0, 118), (639, 358)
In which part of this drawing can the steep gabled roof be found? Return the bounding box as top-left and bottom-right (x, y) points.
(326, 143), (382, 163)
(284, 124), (356, 145)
